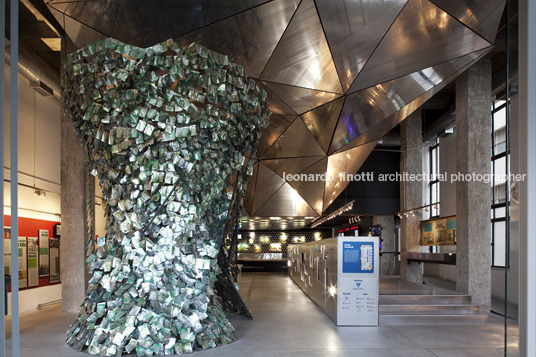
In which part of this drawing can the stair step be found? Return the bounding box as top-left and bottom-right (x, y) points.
(380, 314), (489, 325)
(379, 304), (479, 315)
(380, 294), (472, 305)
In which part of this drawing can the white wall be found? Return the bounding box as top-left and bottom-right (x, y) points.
(7, 284), (62, 314)
(3, 63), (63, 312)
(3, 63), (61, 221)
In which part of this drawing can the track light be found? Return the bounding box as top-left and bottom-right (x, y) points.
(34, 188), (46, 198)
(311, 200), (355, 228)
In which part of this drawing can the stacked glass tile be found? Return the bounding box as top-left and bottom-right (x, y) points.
(63, 38), (268, 356)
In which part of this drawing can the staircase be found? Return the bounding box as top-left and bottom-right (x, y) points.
(379, 278), (489, 324)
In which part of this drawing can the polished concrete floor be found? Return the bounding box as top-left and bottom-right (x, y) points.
(5, 272), (517, 356)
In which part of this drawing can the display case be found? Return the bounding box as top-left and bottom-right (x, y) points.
(237, 229), (332, 262)
(288, 235), (379, 326)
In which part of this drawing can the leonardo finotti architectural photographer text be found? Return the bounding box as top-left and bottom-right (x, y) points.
(283, 172), (527, 183)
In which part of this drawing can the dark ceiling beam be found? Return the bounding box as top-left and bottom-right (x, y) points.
(26, 0), (65, 36)
(19, 20), (58, 38)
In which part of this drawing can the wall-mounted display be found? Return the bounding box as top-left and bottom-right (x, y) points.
(259, 236), (271, 244)
(54, 224), (61, 237)
(421, 216), (456, 246)
(27, 237), (39, 287)
(292, 236), (306, 244)
(39, 229), (50, 277)
(237, 229), (331, 259)
(63, 38), (268, 355)
(269, 243), (282, 252)
(237, 243), (250, 252)
(49, 238), (60, 283)
(18, 237), (27, 289)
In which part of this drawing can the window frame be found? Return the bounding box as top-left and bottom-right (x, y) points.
(491, 100), (508, 268)
(429, 139), (440, 219)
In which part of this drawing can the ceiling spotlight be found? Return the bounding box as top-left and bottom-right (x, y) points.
(424, 207), (429, 212)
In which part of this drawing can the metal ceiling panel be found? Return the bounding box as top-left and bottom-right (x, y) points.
(58, 9), (108, 49)
(60, 1), (116, 36)
(256, 114), (297, 157)
(332, 47), (492, 154)
(47, 2), (72, 13)
(287, 157), (328, 215)
(261, 115), (325, 159)
(300, 97), (345, 154)
(260, 0), (343, 93)
(177, 0), (299, 78)
(254, 182), (319, 217)
(243, 161), (259, 215)
(47, 5), (65, 27)
(430, 0), (506, 43)
(252, 162), (286, 214)
(349, 0), (491, 93)
(264, 85), (298, 115)
(329, 63), (448, 154)
(323, 141), (377, 210)
(263, 81), (342, 115)
(262, 156), (325, 178)
(315, 0), (408, 92)
(53, 0), (269, 47)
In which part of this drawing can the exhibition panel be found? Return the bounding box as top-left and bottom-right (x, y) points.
(62, 38), (269, 355)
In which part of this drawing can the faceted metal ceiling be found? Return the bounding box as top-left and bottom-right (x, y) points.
(47, 0), (505, 217)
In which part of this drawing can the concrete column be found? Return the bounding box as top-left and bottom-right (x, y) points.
(373, 215), (396, 275)
(455, 58), (492, 312)
(399, 110), (423, 283)
(60, 36), (90, 313)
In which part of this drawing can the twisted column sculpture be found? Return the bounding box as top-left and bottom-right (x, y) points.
(63, 38), (268, 356)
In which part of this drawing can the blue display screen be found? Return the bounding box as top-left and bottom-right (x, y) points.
(342, 242), (374, 274)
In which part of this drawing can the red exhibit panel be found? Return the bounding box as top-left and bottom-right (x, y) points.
(4, 215), (61, 292)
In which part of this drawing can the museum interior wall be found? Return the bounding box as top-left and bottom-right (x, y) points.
(3, 61), (61, 313)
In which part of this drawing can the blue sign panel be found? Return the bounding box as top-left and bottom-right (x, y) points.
(342, 242), (374, 273)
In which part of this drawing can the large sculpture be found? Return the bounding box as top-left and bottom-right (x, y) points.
(63, 38), (268, 355)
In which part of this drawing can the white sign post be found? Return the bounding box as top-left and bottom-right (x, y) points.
(336, 236), (379, 326)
